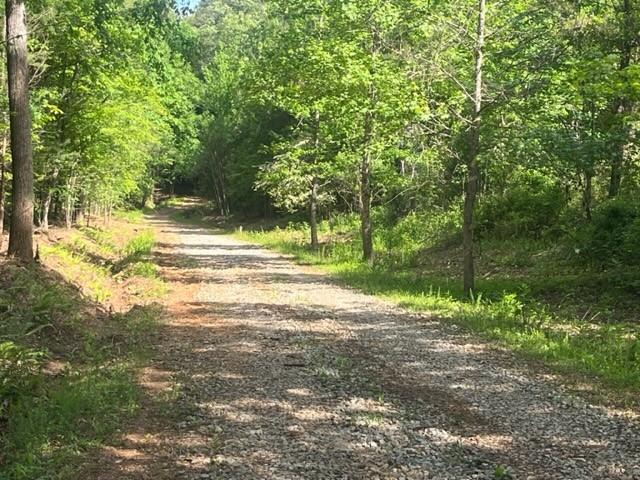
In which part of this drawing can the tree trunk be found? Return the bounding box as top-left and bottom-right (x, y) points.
(0, 135), (6, 250)
(583, 170), (593, 221)
(6, 0), (34, 261)
(65, 176), (75, 229)
(309, 111), (321, 250)
(40, 168), (58, 232)
(310, 179), (319, 249)
(360, 113), (374, 263)
(360, 28), (380, 265)
(608, 0), (633, 198)
(0, 24), (5, 251)
(462, 0), (486, 297)
(210, 155), (229, 216)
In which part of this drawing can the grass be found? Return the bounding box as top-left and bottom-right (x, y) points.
(0, 214), (165, 479)
(113, 209), (146, 223)
(42, 226), (164, 304)
(236, 220), (640, 401)
(3, 360), (139, 480)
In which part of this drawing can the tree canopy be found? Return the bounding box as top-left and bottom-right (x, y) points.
(1, 0), (639, 290)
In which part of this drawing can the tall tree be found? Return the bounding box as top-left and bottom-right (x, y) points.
(462, 0), (486, 296)
(6, 0), (34, 261)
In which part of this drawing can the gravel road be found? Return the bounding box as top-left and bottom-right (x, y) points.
(92, 213), (640, 480)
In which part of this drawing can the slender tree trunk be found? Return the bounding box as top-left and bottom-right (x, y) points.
(210, 155), (229, 216)
(360, 28), (380, 265)
(6, 0), (34, 261)
(0, 24), (5, 251)
(0, 135), (6, 250)
(360, 111), (374, 263)
(310, 180), (319, 249)
(309, 111), (321, 250)
(583, 170), (593, 221)
(608, 0), (633, 198)
(462, 0), (486, 297)
(65, 176), (75, 229)
(40, 168), (58, 232)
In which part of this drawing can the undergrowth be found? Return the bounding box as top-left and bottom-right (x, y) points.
(0, 216), (164, 479)
(42, 226), (164, 303)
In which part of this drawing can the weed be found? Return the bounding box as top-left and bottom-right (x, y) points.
(0, 342), (45, 414)
(334, 355), (352, 370)
(493, 464), (512, 479)
(121, 261), (158, 279)
(352, 411), (384, 426)
(123, 230), (155, 260)
(2, 363), (139, 480)
(1, 215), (165, 479)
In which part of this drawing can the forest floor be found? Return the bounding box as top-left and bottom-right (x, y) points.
(82, 202), (640, 480)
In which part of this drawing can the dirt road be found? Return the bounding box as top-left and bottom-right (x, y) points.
(89, 212), (640, 480)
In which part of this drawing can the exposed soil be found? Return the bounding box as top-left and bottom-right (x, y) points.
(84, 209), (640, 480)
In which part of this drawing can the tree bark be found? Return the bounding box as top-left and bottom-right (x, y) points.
(0, 22), (5, 250)
(0, 134), (6, 250)
(608, 0), (633, 198)
(309, 111), (321, 250)
(583, 170), (593, 221)
(360, 27), (380, 265)
(360, 111), (374, 263)
(310, 179), (319, 249)
(6, 0), (34, 261)
(463, 0), (486, 297)
(65, 176), (75, 229)
(40, 168), (58, 232)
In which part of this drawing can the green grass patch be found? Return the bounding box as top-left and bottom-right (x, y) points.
(2, 362), (139, 480)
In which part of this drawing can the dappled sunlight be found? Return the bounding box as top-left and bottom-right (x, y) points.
(84, 211), (640, 479)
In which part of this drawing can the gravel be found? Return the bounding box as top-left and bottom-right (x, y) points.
(105, 214), (640, 480)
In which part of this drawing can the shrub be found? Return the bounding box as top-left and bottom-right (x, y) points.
(477, 169), (565, 239)
(381, 208), (462, 254)
(0, 342), (44, 414)
(580, 199), (640, 266)
(123, 231), (155, 259)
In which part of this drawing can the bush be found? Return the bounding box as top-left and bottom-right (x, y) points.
(477, 169), (565, 239)
(0, 342), (44, 414)
(123, 231), (155, 259)
(381, 208), (462, 254)
(580, 199), (640, 266)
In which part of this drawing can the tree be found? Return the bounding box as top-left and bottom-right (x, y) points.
(462, 0), (485, 296)
(6, 0), (34, 261)
(607, 0), (637, 198)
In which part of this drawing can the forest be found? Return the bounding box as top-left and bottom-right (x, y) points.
(1, 0), (640, 478)
(1, 0), (639, 292)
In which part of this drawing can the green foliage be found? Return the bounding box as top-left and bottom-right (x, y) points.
(2, 364), (139, 480)
(477, 170), (566, 239)
(1, 219), (164, 478)
(0, 342), (44, 412)
(381, 209), (462, 258)
(121, 261), (159, 279)
(580, 199), (640, 266)
(123, 231), (156, 260)
(0, 266), (73, 338)
(28, 0), (201, 223)
(113, 210), (146, 224)
(493, 464), (512, 479)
